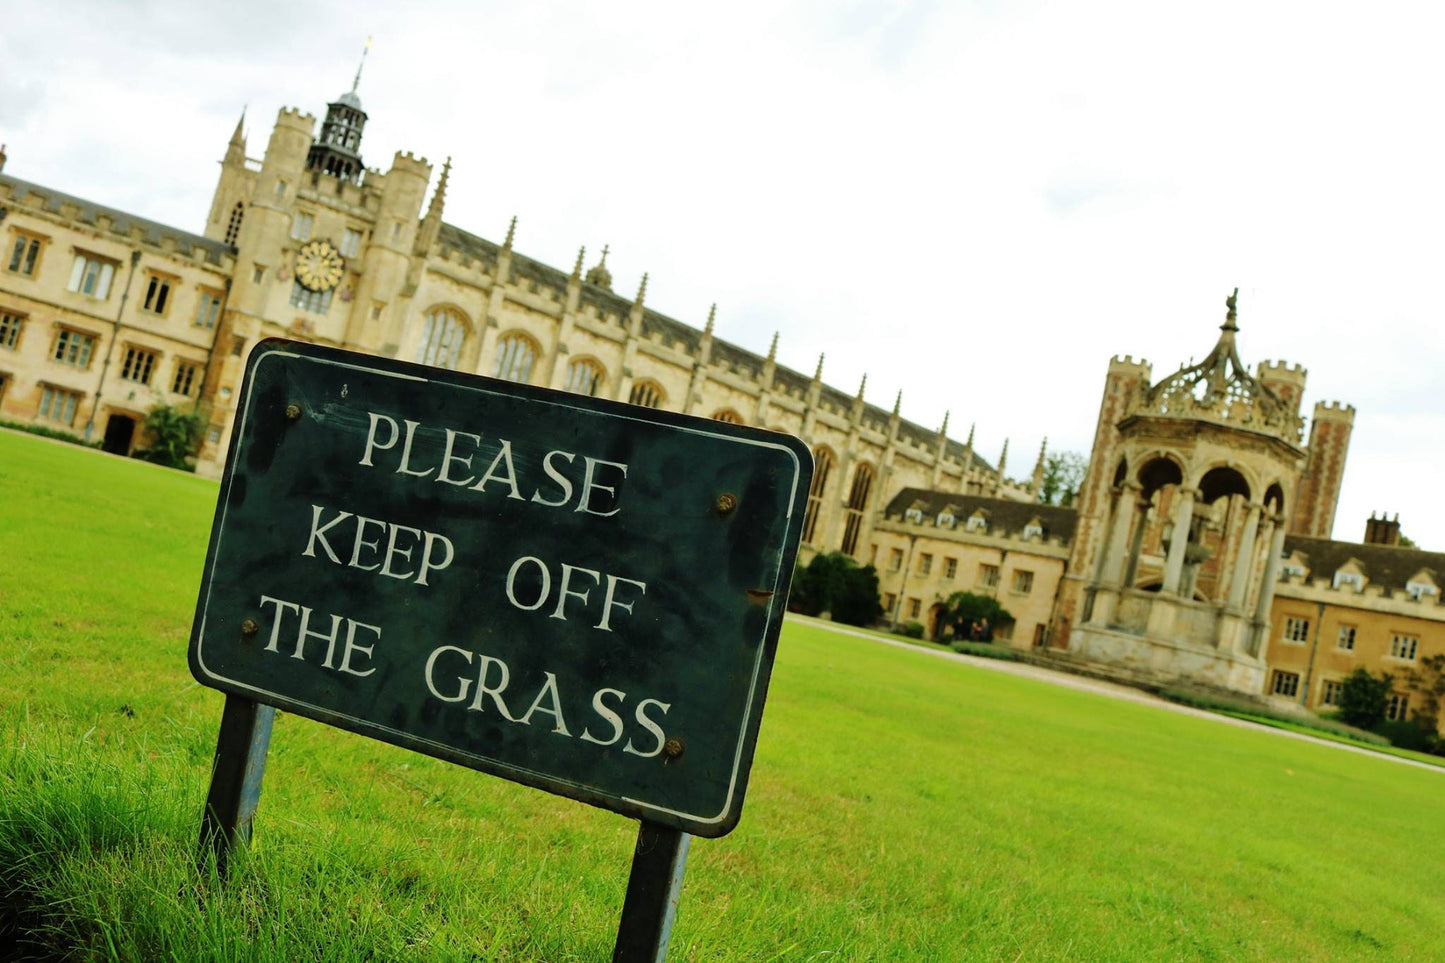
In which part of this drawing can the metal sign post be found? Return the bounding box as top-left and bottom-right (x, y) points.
(197, 694), (275, 877)
(189, 340), (810, 953)
(613, 822), (692, 962)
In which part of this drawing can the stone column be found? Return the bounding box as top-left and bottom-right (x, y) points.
(1122, 496), (1149, 590)
(1253, 516), (1286, 624)
(1088, 483), (1139, 625)
(1227, 502), (1263, 610)
(1100, 483), (1141, 586)
(1161, 487), (1197, 596)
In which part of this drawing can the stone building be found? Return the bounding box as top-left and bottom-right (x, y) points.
(1053, 291), (1354, 693)
(0, 177), (233, 453)
(873, 486), (1077, 646)
(1266, 514), (1445, 723)
(4, 74), (1439, 728)
(869, 294), (1442, 731)
(0, 74), (1035, 568)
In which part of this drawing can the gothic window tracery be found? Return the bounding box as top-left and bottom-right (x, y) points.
(492, 332), (538, 383)
(564, 357), (605, 396)
(802, 446), (835, 544)
(417, 308), (467, 369)
(841, 463), (875, 556)
(628, 380), (665, 408)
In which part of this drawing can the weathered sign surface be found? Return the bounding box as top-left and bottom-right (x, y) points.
(189, 339), (811, 837)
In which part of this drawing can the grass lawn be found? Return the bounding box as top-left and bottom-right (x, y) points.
(3, 428), (1444, 960)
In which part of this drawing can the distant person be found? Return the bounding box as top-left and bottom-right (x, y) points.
(980, 618), (993, 642)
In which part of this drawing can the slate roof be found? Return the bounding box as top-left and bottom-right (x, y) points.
(883, 487), (1078, 544)
(1282, 535), (1444, 595)
(0, 173), (232, 265)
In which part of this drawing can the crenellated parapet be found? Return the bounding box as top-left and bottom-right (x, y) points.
(1256, 360), (1308, 416)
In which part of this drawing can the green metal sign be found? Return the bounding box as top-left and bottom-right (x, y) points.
(189, 339), (811, 837)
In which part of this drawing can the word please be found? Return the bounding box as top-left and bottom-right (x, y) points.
(359, 412), (628, 517)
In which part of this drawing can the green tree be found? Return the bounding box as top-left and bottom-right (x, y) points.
(788, 552), (884, 627)
(939, 591), (1013, 642)
(1403, 653), (1445, 734)
(1337, 667), (1393, 730)
(1039, 451), (1087, 506)
(133, 403), (205, 471)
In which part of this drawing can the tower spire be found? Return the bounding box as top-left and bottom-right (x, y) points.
(352, 36), (373, 95)
(225, 108), (248, 166)
(893, 389), (902, 417)
(414, 157), (451, 254)
(856, 373), (867, 401)
(704, 303), (716, 335)
(1032, 437), (1048, 496)
(940, 410), (950, 435)
(814, 353), (825, 382)
(767, 332), (778, 362)
(571, 245), (586, 280)
(503, 215), (517, 252)
(635, 272), (648, 306)
(427, 158), (449, 216)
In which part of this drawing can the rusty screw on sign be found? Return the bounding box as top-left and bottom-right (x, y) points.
(241, 618), (259, 638)
(714, 493), (738, 516)
(284, 403), (302, 422)
(663, 737), (685, 760)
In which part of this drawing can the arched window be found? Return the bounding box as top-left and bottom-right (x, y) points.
(493, 332), (538, 383)
(841, 462), (875, 556)
(801, 446), (835, 544)
(629, 380), (665, 408)
(417, 308), (467, 369)
(711, 408), (744, 424)
(224, 202), (244, 246)
(564, 358), (605, 396)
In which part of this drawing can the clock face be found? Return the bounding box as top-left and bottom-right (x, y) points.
(295, 240), (345, 293)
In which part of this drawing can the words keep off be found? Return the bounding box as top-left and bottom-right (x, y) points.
(252, 411), (671, 758)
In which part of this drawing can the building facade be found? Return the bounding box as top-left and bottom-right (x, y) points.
(1265, 517), (1445, 725)
(0, 78), (1038, 570)
(0, 177), (233, 454)
(3, 79), (1439, 730)
(873, 487), (1076, 647)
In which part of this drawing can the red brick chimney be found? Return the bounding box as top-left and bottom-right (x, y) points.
(1363, 512), (1402, 546)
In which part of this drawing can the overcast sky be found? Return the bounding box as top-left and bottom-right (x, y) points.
(3, 1), (1442, 548)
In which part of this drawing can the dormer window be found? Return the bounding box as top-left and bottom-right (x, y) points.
(1406, 580), (1438, 601)
(1332, 570), (1364, 591)
(937, 511), (955, 527)
(1281, 562), (1307, 579)
(904, 507), (924, 524)
(1022, 518), (1044, 540)
(965, 511), (989, 534)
